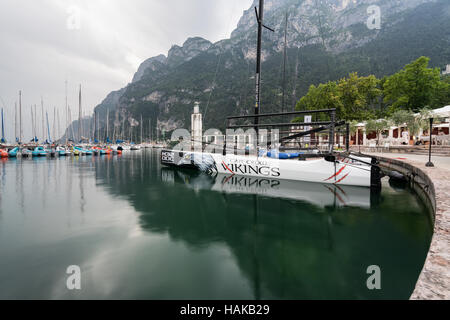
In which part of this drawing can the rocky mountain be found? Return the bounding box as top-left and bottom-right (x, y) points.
(65, 0), (450, 141)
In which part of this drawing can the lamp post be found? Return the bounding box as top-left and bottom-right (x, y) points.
(426, 118), (434, 167)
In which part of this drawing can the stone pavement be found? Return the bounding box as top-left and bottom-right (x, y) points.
(366, 152), (450, 171)
(366, 152), (450, 300)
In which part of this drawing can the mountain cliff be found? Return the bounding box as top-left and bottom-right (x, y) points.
(67, 0), (450, 141)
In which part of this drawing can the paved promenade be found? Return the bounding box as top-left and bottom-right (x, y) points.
(366, 152), (450, 300)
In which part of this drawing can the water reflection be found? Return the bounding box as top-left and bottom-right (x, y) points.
(92, 151), (431, 299)
(163, 169), (375, 209)
(0, 151), (432, 300)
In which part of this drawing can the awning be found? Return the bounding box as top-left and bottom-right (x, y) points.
(432, 106), (450, 118)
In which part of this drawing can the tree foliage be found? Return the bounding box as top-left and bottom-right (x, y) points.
(295, 57), (449, 124)
(295, 72), (380, 121)
(383, 56), (443, 112)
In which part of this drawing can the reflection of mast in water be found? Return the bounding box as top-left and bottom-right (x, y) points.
(79, 163), (86, 216)
(66, 157), (74, 227)
(17, 160), (26, 215)
(251, 194), (261, 300)
(0, 161), (6, 218)
(140, 149), (144, 183)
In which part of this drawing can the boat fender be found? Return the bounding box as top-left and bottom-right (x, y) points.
(388, 170), (407, 182)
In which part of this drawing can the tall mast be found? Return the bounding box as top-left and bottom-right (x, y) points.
(53, 107), (56, 143)
(97, 112), (100, 142)
(1, 108), (5, 143)
(34, 105), (37, 142)
(46, 111), (51, 144)
(254, 0), (273, 145)
(30, 106), (34, 142)
(69, 106), (75, 141)
(65, 80), (68, 145)
(15, 102), (17, 142)
(41, 96), (45, 143)
(19, 91), (22, 143)
(78, 84), (82, 142)
(254, 0), (264, 140)
(106, 109), (109, 143)
(57, 109), (61, 143)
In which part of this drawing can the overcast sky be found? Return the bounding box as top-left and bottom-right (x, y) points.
(0, 0), (253, 141)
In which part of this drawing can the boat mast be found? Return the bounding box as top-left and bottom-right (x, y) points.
(106, 109), (109, 143)
(46, 111), (51, 144)
(57, 109), (61, 143)
(53, 107), (56, 144)
(78, 85), (82, 142)
(65, 80), (68, 145)
(34, 105), (37, 142)
(14, 102), (17, 143)
(254, 0), (273, 147)
(30, 106), (34, 142)
(93, 111), (96, 142)
(19, 91), (22, 143)
(1, 108), (5, 143)
(69, 106), (75, 141)
(41, 96), (45, 143)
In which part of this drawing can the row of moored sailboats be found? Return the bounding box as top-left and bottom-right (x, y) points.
(0, 143), (165, 159)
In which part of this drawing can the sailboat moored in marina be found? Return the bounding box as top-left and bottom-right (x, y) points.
(161, 0), (381, 190)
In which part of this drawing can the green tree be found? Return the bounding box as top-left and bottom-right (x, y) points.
(295, 81), (342, 121)
(337, 72), (381, 120)
(389, 110), (413, 128)
(407, 108), (433, 140)
(383, 56), (442, 112)
(431, 75), (450, 109)
(388, 108), (432, 142)
(366, 119), (390, 145)
(295, 73), (381, 121)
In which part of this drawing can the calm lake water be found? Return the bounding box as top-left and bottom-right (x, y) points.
(0, 150), (432, 299)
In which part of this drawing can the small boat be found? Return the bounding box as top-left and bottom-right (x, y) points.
(73, 148), (81, 156)
(92, 146), (108, 155)
(8, 147), (19, 158)
(56, 146), (70, 157)
(131, 144), (141, 151)
(74, 146), (92, 156)
(0, 149), (8, 158)
(21, 148), (31, 158)
(32, 146), (48, 157)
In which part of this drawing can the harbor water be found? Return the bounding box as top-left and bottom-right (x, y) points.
(0, 150), (432, 299)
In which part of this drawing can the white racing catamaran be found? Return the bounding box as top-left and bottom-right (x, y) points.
(161, 0), (382, 190)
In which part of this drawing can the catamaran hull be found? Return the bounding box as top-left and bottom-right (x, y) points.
(161, 150), (379, 188)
